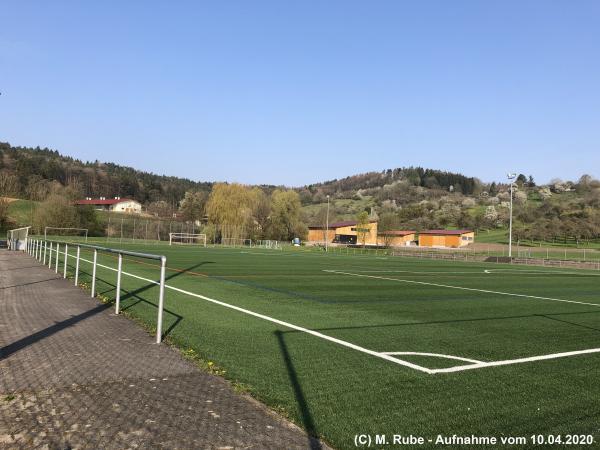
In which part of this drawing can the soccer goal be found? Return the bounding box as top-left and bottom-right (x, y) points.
(255, 239), (281, 250)
(7, 226), (31, 251)
(44, 227), (89, 242)
(221, 238), (252, 247)
(169, 232), (207, 247)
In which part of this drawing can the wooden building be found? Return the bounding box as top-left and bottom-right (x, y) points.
(418, 230), (475, 248)
(308, 220), (378, 245)
(308, 220), (415, 247)
(377, 230), (416, 247)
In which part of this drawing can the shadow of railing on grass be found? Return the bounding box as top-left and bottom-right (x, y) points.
(275, 330), (323, 450)
(76, 261), (214, 340)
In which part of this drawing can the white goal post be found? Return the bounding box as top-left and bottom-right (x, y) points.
(221, 238), (252, 247)
(254, 239), (281, 250)
(169, 232), (207, 247)
(44, 227), (89, 242)
(7, 226), (31, 251)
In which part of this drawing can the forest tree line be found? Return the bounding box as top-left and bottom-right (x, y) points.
(1, 142), (600, 245)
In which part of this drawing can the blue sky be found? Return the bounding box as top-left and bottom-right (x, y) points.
(1, 1), (598, 186)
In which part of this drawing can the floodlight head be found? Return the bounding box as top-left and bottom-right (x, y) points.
(507, 173), (517, 179)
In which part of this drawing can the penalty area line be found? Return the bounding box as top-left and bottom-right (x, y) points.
(323, 270), (600, 308)
(430, 347), (600, 374)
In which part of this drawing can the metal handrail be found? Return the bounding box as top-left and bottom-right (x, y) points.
(27, 238), (167, 343)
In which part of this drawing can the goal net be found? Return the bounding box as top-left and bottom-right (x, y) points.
(221, 238), (252, 247)
(44, 227), (89, 242)
(7, 226), (30, 251)
(169, 233), (207, 247)
(254, 239), (281, 250)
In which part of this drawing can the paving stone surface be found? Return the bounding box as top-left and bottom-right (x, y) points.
(0, 251), (326, 449)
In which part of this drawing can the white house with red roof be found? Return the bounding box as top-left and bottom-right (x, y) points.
(75, 197), (142, 214)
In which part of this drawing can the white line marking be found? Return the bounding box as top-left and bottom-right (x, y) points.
(353, 270), (490, 274)
(346, 268), (600, 276)
(381, 352), (483, 364)
(430, 347), (600, 374)
(484, 268), (600, 276)
(74, 255), (433, 374)
(64, 254), (600, 375)
(323, 270), (600, 308)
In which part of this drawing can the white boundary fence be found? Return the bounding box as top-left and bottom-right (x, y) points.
(44, 227), (89, 242)
(26, 238), (168, 343)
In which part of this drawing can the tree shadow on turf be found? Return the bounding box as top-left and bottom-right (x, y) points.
(288, 310), (600, 333)
(538, 314), (600, 333)
(275, 330), (323, 450)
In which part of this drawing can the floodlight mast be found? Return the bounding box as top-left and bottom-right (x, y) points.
(325, 195), (330, 252)
(507, 173), (517, 258)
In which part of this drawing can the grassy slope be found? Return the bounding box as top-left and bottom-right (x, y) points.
(6, 199), (36, 227)
(43, 241), (600, 449)
(302, 197), (376, 224)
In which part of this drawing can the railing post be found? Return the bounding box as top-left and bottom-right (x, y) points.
(55, 242), (60, 273)
(115, 253), (123, 314)
(43, 241), (47, 265)
(75, 246), (80, 286)
(156, 255), (167, 344)
(48, 242), (53, 268)
(63, 244), (68, 278)
(36, 240), (40, 260)
(91, 249), (97, 298)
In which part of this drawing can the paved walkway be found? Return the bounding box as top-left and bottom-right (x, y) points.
(0, 250), (324, 449)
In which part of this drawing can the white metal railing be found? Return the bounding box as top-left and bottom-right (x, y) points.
(7, 226), (31, 251)
(26, 238), (168, 343)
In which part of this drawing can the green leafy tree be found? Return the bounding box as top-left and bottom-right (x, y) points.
(206, 183), (255, 241)
(34, 194), (78, 232)
(378, 212), (399, 246)
(179, 191), (207, 223)
(267, 189), (307, 241)
(356, 210), (370, 247)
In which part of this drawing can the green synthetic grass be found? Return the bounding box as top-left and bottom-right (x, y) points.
(39, 240), (600, 449)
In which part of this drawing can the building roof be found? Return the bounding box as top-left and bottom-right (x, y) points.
(308, 219), (378, 230)
(419, 229), (473, 236)
(75, 198), (137, 205)
(377, 230), (416, 236)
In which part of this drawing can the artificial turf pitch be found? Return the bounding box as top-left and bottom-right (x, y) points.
(43, 241), (600, 448)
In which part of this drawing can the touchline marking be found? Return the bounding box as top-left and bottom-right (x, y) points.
(70, 254), (434, 374)
(430, 347), (600, 374)
(354, 270), (492, 275)
(381, 352), (483, 364)
(323, 270), (600, 308)
(46, 249), (600, 375)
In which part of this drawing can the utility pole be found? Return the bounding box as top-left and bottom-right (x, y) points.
(507, 173), (517, 258)
(325, 195), (330, 252)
